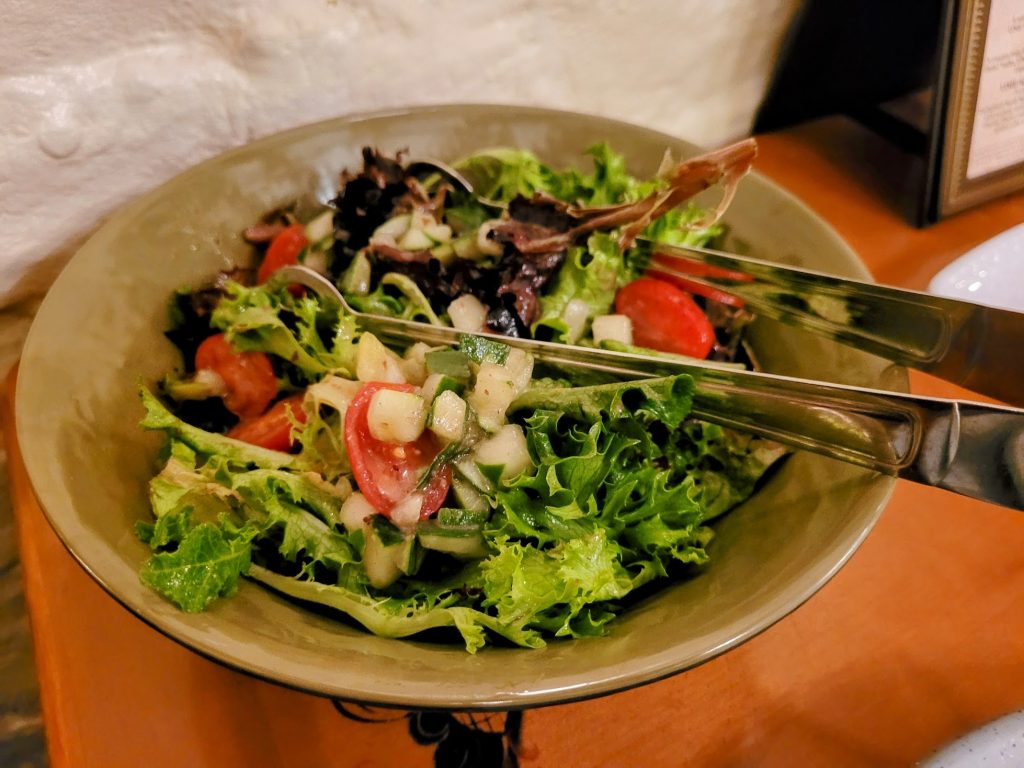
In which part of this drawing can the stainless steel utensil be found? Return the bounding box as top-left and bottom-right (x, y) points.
(643, 240), (1024, 407)
(272, 264), (1024, 511)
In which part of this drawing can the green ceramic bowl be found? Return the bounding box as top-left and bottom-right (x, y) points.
(16, 105), (903, 709)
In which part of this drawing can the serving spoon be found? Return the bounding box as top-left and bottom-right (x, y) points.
(271, 264), (1024, 512)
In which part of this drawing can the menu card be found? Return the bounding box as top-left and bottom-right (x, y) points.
(966, 0), (1024, 179)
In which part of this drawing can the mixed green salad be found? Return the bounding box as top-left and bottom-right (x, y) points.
(136, 142), (785, 652)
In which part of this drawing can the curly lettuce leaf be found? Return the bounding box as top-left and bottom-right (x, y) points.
(664, 421), (788, 521)
(642, 203), (724, 248)
(140, 522), (258, 612)
(453, 148), (563, 203)
(509, 374), (694, 427)
(211, 282), (358, 380)
(139, 387), (304, 470)
(346, 273), (442, 325)
(533, 233), (624, 342)
(248, 564), (544, 653)
(477, 375), (715, 635)
(480, 531), (633, 637)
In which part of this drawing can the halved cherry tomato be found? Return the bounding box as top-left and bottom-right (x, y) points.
(615, 277), (716, 359)
(344, 382), (451, 518)
(227, 394), (307, 451)
(256, 223), (309, 289)
(195, 333), (278, 418)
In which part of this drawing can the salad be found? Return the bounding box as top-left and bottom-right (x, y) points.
(136, 141), (786, 652)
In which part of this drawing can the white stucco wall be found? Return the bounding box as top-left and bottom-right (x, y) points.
(1, 0), (800, 368)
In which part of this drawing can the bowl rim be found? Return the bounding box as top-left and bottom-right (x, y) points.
(15, 102), (898, 709)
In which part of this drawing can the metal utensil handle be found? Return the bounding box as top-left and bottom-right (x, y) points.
(642, 239), (1024, 407)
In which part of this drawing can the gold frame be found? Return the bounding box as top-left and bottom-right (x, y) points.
(937, 0), (1024, 217)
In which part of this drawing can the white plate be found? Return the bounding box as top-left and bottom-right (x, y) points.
(921, 710), (1024, 767)
(929, 224), (1024, 312)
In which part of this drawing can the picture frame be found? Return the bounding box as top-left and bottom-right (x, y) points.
(924, 0), (1024, 221)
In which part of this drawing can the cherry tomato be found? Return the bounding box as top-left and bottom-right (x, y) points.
(344, 382), (451, 518)
(227, 394), (307, 451)
(195, 333), (278, 418)
(615, 277), (716, 359)
(256, 223), (309, 289)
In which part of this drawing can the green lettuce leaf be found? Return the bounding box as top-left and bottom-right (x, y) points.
(509, 375), (694, 427)
(248, 564), (543, 653)
(533, 233), (624, 342)
(140, 523), (257, 612)
(211, 282), (357, 380)
(346, 273), (442, 325)
(480, 531), (633, 637)
(139, 387), (304, 470)
(453, 148), (562, 203)
(664, 421), (788, 521)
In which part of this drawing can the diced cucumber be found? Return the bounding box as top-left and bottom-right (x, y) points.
(430, 243), (455, 263)
(362, 515), (406, 588)
(591, 314), (633, 346)
(399, 228), (434, 252)
(437, 506), (490, 527)
(476, 222), (504, 257)
(448, 294), (489, 332)
(502, 348), (534, 396)
(424, 349), (471, 380)
(451, 235), (481, 260)
(458, 334), (509, 365)
(468, 362), (517, 432)
(420, 372), (465, 403)
(453, 456), (494, 494)
(340, 251), (372, 296)
(472, 424), (533, 484)
(562, 298), (589, 344)
(416, 521), (488, 560)
(367, 390), (427, 444)
(423, 223), (453, 243)
(400, 342), (431, 386)
(373, 213), (411, 239)
(428, 390), (468, 444)
(304, 210), (335, 243)
(340, 492), (376, 534)
(451, 476), (489, 513)
(393, 535), (423, 576)
(389, 492), (424, 532)
(302, 249), (329, 275)
(355, 332), (406, 384)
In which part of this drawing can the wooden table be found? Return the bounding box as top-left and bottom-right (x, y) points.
(8, 117), (1024, 767)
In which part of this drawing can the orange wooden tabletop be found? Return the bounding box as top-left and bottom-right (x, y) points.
(8, 117), (1024, 768)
